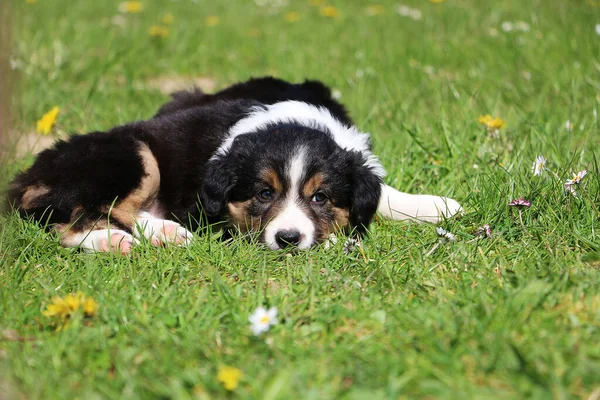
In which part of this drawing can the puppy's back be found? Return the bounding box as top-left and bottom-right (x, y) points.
(155, 76), (352, 126)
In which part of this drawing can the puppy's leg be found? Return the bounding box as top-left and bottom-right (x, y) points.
(47, 143), (162, 254)
(377, 184), (462, 223)
(133, 212), (194, 246)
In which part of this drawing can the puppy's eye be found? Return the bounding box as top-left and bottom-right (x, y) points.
(257, 188), (274, 201)
(311, 192), (327, 203)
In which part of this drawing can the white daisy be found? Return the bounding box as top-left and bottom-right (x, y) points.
(531, 155), (547, 176)
(249, 306), (278, 336)
(397, 5), (409, 16)
(409, 9), (422, 21)
(436, 227), (456, 242)
(565, 183), (577, 197)
(501, 21), (513, 32)
(595, 24), (600, 36)
(477, 224), (492, 239)
(565, 170), (588, 186)
(396, 5), (422, 21)
(565, 120), (573, 131)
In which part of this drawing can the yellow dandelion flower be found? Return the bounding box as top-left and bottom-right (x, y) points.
(205, 16), (220, 27)
(83, 297), (99, 317)
(43, 292), (98, 322)
(42, 297), (72, 319)
(285, 11), (301, 22)
(366, 5), (385, 16)
(64, 292), (83, 311)
(148, 25), (169, 38)
(491, 118), (505, 129)
(478, 114), (506, 130)
(36, 106), (60, 135)
(162, 13), (174, 25)
(478, 114), (492, 125)
(319, 6), (339, 18)
(217, 366), (242, 391)
(429, 0), (445, 3)
(119, 1), (143, 13)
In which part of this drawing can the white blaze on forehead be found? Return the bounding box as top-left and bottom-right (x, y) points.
(212, 100), (386, 178)
(287, 145), (306, 191)
(264, 147), (315, 250)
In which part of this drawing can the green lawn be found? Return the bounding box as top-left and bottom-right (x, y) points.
(1, 0), (600, 398)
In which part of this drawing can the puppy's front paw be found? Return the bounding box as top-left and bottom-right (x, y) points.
(436, 197), (463, 219)
(80, 229), (135, 254)
(134, 215), (194, 246)
(377, 185), (462, 224)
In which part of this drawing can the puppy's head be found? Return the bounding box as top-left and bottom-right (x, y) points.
(201, 124), (382, 249)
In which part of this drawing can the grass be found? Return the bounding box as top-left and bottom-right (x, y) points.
(1, 0), (600, 398)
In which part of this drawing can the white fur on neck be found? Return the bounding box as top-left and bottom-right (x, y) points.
(213, 100), (386, 178)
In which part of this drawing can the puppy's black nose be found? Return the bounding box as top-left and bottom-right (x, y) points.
(275, 229), (301, 248)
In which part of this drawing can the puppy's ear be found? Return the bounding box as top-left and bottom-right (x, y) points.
(349, 156), (382, 235)
(200, 156), (236, 218)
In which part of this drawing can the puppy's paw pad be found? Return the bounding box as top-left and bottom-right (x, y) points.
(160, 224), (194, 245)
(100, 233), (133, 254)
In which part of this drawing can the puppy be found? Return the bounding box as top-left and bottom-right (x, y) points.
(7, 77), (461, 253)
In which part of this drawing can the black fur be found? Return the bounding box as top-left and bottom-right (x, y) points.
(8, 131), (145, 226)
(347, 152), (383, 234)
(156, 76), (352, 126)
(8, 99), (258, 229)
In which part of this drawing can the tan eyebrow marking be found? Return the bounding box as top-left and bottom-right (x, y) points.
(261, 167), (282, 192)
(302, 173), (324, 198)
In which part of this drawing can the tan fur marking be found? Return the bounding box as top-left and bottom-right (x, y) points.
(56, 226), (81, 247)
(261, 168), (282, 192)
(21, 185), (50, 209)
(228, 200), (261, 232)
(332, 206), (350, 228)
(107, 143), (161, 227)
(55, 223), (70, 236)
(317, 206), (350, 240)
(70, 205), (84, 218)
(302, 173), (324, 198)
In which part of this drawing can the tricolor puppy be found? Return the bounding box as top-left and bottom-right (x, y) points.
(7, 77), (462, 253)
